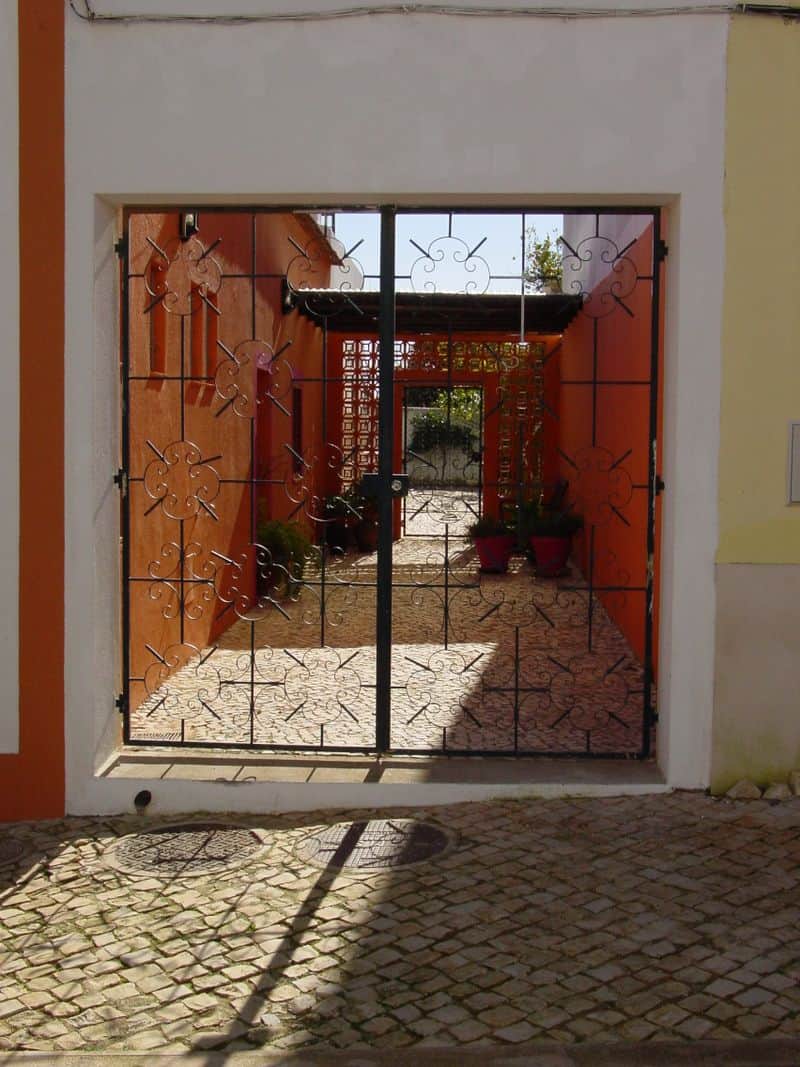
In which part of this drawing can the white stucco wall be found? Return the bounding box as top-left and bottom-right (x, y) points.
(65, 2), (727, 812)
(0, 1), (19, 755)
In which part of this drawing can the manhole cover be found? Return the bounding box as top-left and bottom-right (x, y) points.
(295, 819), (455, 871)
(105, 822), (269, 877)
(0, 837), (26, 866)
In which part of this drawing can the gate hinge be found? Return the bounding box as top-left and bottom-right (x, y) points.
(115, 693), (126, 715)
(114, 236), (128, 259)
(113, 468), (129, 496)
(655, 474), (665, 496)
(655, 238), (669, 263)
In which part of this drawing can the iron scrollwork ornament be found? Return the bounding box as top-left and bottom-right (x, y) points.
(144, 236), (222, 316)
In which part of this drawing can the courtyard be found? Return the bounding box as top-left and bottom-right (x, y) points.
(131, 530), (647, 755)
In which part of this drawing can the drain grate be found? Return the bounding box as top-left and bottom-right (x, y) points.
(105, 822), (269, 877)
(129, 731), (182, 743)
(295, 818), (455, 871)
(0, 837), (27, 867)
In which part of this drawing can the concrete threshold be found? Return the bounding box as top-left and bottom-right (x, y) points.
(100, 748), (667, 794)
(2, 1038), (799, 1065)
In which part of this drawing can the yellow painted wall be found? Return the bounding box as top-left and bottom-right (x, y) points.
(717, 15), (800, 564)
(711, 13), (800, 792)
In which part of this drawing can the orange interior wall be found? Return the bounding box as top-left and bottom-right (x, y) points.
(0, 0), (66, 821)
(126, 212), (327, 714)
(558, 222), (662, 672)
(325, 330), (562, 527)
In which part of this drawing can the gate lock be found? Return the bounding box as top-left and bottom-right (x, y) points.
(357, 472), (409, 499)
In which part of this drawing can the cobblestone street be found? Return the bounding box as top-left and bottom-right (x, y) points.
(0, 792), (798, 1057)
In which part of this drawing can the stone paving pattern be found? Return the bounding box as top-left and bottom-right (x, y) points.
(0, 792), (798, 1055)
(131, 534), (648, 755)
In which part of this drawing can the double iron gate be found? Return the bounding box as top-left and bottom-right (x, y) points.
(119, 206), (663, 757)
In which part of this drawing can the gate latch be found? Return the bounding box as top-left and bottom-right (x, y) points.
(357, 472), (409, 499)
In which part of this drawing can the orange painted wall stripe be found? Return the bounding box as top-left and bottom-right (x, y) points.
(0, 0), (65, 821)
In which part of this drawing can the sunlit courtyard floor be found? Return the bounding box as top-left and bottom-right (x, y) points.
(130, 536), (651, 756)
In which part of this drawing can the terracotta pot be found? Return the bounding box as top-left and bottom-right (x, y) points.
(355, 518), (379, 552)
(323, 520), (350, 553)
(474, 534), (515, 574)
(530, 534), (571, 577)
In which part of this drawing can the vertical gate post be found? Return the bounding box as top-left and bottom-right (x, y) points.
(375, 206), (396, 752)
(643, 207), (663, 758)
(118, 222), (131, 741)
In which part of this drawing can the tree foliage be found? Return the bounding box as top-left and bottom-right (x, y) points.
(408, 387), (481, 452)
(525, 226), (563, 292)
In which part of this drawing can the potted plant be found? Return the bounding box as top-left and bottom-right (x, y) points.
(343, 487), (379, 553)
(321, 493), (357, 553)
(255, 517), (312, 597)
(467, 514), (515, 574)
(523, 502), (583, 578)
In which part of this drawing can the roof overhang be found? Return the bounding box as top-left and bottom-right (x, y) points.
(293, 290), (582, 334)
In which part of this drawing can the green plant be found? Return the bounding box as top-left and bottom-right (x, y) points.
(342, 486), (378, 517)
(255, 517), (312, 593)
(466, 514), (510, 540)
(522, 501), (583, 538)
(323, 493), (360, 520)
(437, 387), (481, 423)
(410, 410), (475, 453)
(525, 226), (563, 292)
(406, 386), (481, 422)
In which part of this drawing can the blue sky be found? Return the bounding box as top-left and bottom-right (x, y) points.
(328, 211), (562, 293)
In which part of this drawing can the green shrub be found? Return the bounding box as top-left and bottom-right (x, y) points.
(255, 518), (312, 593)
(466, 515), (510, 540)
(522, 502), (583, 539)
(410, 410), (475, 453)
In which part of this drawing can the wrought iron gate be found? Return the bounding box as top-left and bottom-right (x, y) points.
(119, 206), (662, 757)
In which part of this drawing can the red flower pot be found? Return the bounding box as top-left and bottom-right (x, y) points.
(355, 518), (379, 552)
(475, 534), (515, 574)
(530, 535), (571, 577)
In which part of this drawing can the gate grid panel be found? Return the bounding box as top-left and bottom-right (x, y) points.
(120, 207), (661, 757)
(121, 210), (383, 750)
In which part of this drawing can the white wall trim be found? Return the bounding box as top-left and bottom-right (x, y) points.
(65, 10), (727, 812)
(0, 3), (19, 755)
(656, 192), (723, 789)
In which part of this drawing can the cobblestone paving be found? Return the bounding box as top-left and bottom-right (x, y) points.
(402, 488), (481, 537)
(131, 536), (648, 755)
(0, 793), (798, 1054)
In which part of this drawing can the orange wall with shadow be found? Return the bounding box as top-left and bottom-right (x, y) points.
(558, 221), (663, 675)
(125, 211), (330, 718)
